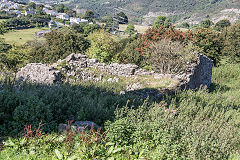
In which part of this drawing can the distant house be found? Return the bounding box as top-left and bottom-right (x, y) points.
(48, 20), (59, 29)
(2, 8), (9, 12)
(25, 10), (35, 16)
(44, 5), (53, 9)
(0, 3), (10, 9)
(44, 9), (58, 16)
(70, 17), (88, 24)
(9, 4), (19, 10)
(56, 13), (70, 20)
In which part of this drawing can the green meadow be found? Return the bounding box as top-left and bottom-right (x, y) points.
(1, 27), (48, 45)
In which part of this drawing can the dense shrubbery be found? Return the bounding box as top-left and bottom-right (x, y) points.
(1, 63), (240, 159)
(2, 15), (51, 29)
(193, 28), (222, 65)
(86, 30), (122, 63)
(115, 38), (146, 67)
(0, 11), (18, 19)
(135, 24), (240, 66)
(1, 20), (239, 72)
(71, 23), (101, 36)
(0, 82), (145, 136)
(220, 23), (240, 62)
(25, 30), (90, 63)
(215, 19), (231, 31)
(106, 85), (240, 159)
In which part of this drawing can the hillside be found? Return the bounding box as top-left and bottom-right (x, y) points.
(33, 0), (240, 24)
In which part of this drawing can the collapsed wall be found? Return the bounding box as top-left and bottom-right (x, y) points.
(56, 53), (154, 77)
(16, 53), (213, 90)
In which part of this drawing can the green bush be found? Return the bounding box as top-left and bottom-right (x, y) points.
(86, 30), (121, 63)
(0, 81), (145, 136)
(115, 38), (146, 67)
(153, 16), (170, 29)
(71, 23), (101, 35)
(219, 23), (240, 63)
(25, 30), (90, 63)
(193, 28), (222, 65)
(124, 24), (137, 35)
(215, 19), (231, 31)
(180, 22), (190, 29)
(200, 19), (214, 28)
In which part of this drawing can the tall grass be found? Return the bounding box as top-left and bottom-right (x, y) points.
(0, 63), (240, 159)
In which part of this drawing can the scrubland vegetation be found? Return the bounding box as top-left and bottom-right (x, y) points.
(0, 9), (240, 159)
(0, 62), (240, 159)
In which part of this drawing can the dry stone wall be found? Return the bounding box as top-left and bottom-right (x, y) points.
(59, 53), (142, 76)
(168, 54), (214, 90)
(16, 53), (213, 90)
(181, 54), (213, 89)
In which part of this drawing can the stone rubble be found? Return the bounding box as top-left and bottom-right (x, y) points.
(16, 63), (61, 84)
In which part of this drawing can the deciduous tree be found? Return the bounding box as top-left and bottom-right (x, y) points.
(153, 16), (170, 29)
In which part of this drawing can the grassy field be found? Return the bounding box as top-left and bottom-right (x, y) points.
(119, 24), (150, 33)
(119, 24), (189, 34)
(0, 27), (49, 45)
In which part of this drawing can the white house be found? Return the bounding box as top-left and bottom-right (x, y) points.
(2, 8), (9, 12)
(25, 10), (35, 16)
(44, 5), (53, 9)
(9, 3), (19, 10)
(0, 3), (10, 9)
(48, 20), (59, 29)
(56, 13), (70, 20)
(70, 17), (88, 24)
(44, 9), (58, 16)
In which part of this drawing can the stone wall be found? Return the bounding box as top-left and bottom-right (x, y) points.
(60, 53), (142, 76)
(179, 54), (213, 89)
(16, 53), (213, 90)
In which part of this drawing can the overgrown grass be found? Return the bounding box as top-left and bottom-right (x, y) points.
(0, 63), (240, 159)
(0, 80), (148, 136)
(0, 27), (48, 45)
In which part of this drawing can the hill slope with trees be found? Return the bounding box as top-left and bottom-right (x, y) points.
(35, 0), (240, 24)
